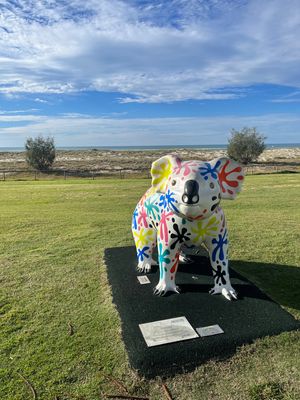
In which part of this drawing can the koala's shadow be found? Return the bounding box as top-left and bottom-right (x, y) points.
(229, 260), (300, 312)
(151, 257), (300, 311)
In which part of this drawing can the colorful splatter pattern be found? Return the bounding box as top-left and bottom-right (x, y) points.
(132, 154), (244, 300)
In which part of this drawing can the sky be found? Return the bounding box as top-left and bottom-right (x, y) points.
(0, 0), (300, 147)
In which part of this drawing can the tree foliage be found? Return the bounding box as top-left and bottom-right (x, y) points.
(25, 136), (56, 170)
(227, 127), (266, 164)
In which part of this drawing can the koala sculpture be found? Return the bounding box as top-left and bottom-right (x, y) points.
(132, 154), (244, 301)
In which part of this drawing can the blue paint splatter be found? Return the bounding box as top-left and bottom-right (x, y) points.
(137, 246), (150, 262)
(132, 208), (138, 230)
(165, 189), (179, 212)
(211, 229), (228, 262)
(199, 160), (221, 180)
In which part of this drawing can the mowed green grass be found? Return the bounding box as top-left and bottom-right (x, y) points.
(0, 174), (299, 400)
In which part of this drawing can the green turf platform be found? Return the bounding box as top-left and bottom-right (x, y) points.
(104, 246), (299, 378)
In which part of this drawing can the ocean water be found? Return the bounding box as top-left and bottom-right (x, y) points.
(0, 143), (300, 152)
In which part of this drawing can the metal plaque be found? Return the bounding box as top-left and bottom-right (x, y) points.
(139, 316), (198, 347)
(196, 324), (224, 337)
(137, 275), (151, 284)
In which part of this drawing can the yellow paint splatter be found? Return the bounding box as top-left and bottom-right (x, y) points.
(191, 216), (219, 243)
(151, 158), (172, 192)
(133, 227), (154, 247)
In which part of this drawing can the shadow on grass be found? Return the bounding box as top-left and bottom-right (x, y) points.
(230, 260), (300, 313)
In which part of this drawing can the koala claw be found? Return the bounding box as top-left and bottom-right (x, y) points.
(153, 283), (181, 296)
(137, 262), (152, 273)
(153, 288), (165, 296)
(179, 254), (192, 264)
(209, 286), (238, 301)
(175, 285), (181, 294)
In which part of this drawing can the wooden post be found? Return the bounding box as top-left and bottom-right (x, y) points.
(3, 171), (5, 181)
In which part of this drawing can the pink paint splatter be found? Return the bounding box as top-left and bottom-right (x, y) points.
(174, 159), (198, 177)
(159, 212), (173, 244)
(138, 206), (148, 228)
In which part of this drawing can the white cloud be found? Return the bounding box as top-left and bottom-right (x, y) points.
(0, 108), (39, 114)
(0, 0), (300, 102)
(271, 91), (300, 103)
(34, 98), (49, 103)
(1, 112), (299, 147)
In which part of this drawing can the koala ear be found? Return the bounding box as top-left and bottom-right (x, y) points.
(212, 157), (245, 199)
(151, 154), (180, 193)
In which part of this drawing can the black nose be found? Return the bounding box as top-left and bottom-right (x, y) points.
(182, 180), (199, 204)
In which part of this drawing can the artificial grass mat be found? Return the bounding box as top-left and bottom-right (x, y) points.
(104, 246), (299, 378)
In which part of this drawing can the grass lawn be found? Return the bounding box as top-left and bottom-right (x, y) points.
(0, 174), (299, 400)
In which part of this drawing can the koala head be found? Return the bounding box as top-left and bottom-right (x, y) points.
(151, 154), (244, 220)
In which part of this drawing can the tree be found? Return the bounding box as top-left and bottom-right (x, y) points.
(227, 127), (266, 164)
(25, 136), (56, 170)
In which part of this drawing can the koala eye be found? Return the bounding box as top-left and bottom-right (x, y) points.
(210, 182), (215, 189)
(171, 179), (177, 186)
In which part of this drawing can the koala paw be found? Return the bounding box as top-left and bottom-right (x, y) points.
(137, 261), (152, 273)
(209, 284), (238, 301)
(153, 281), (181, 296)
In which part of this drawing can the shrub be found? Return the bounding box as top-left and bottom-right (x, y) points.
(25, 136), (56, 170)
(227, 127), (266, 164)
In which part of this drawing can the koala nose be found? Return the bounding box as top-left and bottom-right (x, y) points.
(182, 180), (199, 204)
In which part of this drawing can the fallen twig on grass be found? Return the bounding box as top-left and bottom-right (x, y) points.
(162, 383), (173, 400)
(68, 321), (74, 336)
(102, 373), (129, 394)
(103, 395), (149, 400)
(17, 372), (37, 399)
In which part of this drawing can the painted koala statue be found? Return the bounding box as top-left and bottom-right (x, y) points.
(132, 154), (244, 301)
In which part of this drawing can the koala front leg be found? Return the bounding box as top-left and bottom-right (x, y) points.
(134, 232), (157, 273)
(132, 209), (156, 273)
(205, 229), (237, 301)
(154, 239), (181, 296)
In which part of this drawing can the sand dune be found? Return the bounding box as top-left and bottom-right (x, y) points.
(0, 147), (299, 173)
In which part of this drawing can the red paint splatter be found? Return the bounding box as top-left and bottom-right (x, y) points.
(194, 214), (203, 220)
(218, 160), (242, 195)
(170, 253), (179, 273)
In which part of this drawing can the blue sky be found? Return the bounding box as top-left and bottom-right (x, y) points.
(0, 0), (300, 147)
